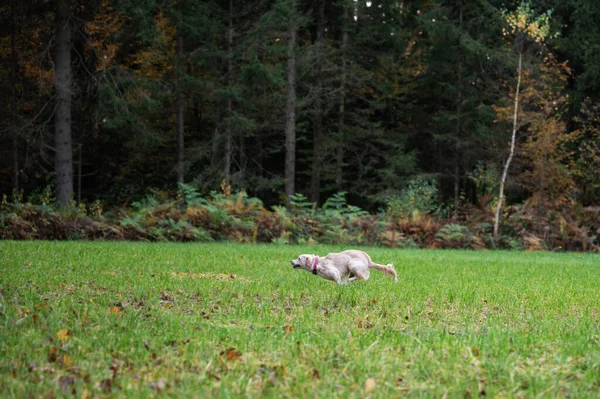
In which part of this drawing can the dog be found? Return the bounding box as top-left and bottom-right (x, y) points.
(290, 250), (397, 285)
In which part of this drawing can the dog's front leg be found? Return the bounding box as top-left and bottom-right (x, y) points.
(319, 267), (345, 285)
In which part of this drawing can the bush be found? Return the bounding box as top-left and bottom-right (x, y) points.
(386, 177), (439, 220)
(0, 185), (598, 252)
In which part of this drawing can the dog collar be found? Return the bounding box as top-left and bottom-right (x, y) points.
(312, 256), (319, 275)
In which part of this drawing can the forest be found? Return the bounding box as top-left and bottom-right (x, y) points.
(1, 0), (600, 250)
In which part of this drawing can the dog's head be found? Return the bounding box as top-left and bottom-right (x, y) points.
(290, 254), (317, 272)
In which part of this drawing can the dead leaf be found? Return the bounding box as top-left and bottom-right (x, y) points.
(221, 348), (242, 361)
(365, 377), (376, 393)
(471, 347), (480, 357)
(161, 291), (172, 301)
(61, 355), (73, 369)
(371, 299), (377, 304)
(58, 375), (75, 393)
(99, 379), (112, 393)
(311, 368), (321, 380)
(33, 314), (39, 326)
(283, 325), (293, 333)
(56, 329), (70, 342)
(109, 307), (120, 314)
(48, 347), (58, 363)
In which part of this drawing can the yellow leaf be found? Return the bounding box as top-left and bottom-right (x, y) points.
(109, 306), (121, 314)
(365, 377), (376, 393)
(62, 354), (73, 368)
(57, 329), (70, 342)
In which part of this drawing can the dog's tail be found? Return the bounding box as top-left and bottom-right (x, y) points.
(369, 262), (398, 282)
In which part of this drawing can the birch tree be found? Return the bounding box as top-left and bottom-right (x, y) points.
(493, 1), (553, 240)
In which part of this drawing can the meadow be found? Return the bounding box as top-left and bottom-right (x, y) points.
(1, 241), (599, 398)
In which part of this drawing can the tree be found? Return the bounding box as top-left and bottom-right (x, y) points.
(284, 0), (298, 199)
(54, 0), (74, 205)
(176, 5), (185, 185)
(493, 1), (554, 240)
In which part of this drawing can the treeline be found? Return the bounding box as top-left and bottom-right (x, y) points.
(1, 0), (600, 248)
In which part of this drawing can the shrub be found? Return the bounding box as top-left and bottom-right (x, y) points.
(386, 177), (439, 220)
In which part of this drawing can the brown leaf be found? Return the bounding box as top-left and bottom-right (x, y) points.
(221, 347), (242, 361)
(48, 347), (58, 363)
(33, 314), (39, 326)
(371, 299), (377, 304)
(58, 375), (75, 393)
(182, 338), (190, 345)
(109, 306), (121, 314)
(161, 291), (172, 301)
(99, 378), (112, 393)
(364, 377), (376, 393)
(311, 368), (321, 380)
(283, 325), (293, 333)
(471, 347), (480, 357)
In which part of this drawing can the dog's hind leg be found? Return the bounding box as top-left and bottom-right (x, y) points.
(348, 260), (370, 282)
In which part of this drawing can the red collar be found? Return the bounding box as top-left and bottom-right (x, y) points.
(312, 256), (319, 275)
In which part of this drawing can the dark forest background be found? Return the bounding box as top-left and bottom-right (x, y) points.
(1, 0), (600, 249)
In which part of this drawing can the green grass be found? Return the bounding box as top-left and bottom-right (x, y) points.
(1, 241), (599, 398)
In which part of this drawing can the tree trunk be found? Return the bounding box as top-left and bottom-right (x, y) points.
(284, 1), (297, 199)
(336, 0), (349, 191)
(223, 0), (234, 185)
(176, 21), (185, 185)
(77, 143), (82, 204)
(310, 0), (325, 203)
(11, 0), (19, 192)
(54, 0), (74, 206)
(493, 52), (522, 241)
(453, 0), (463, 218)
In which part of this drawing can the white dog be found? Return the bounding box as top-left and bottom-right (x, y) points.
(290, 250), (397, 285)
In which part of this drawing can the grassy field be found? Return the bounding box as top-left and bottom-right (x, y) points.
(1, 241), (599, 398)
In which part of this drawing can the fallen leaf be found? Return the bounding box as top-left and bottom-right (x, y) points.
(371, 299), (377, 304)
(471, 347), (480, 357)
(109, 307), (120, 314)
(99, 379), (112, 393)
(365, 377), (376, 393)
(221, 348), (242, 361)
(61, 355), (73, 369)
(311, 368), (321, 380)
(33, 314), (39, 326)
(56, 329), (70, 342)
(283, 325), (293, 333)
(58, 375), (75, 393)
(161, 291), (172, 301)
(48, 347), (58, 363)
